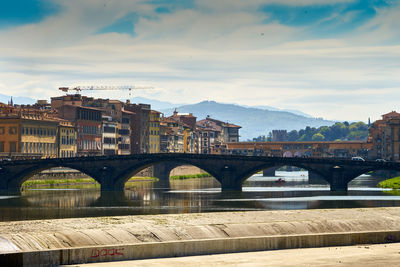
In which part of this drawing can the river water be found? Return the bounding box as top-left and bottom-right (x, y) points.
(0, 171), (399, 222)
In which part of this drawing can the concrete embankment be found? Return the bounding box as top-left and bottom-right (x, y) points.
(1, 208), (400, 266)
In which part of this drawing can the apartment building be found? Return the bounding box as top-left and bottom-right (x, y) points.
(118, 110), (133, 155)
(57, 120), (77, 158)
(369, 111), (400, 160)
(124, 102), (150, 154)
(149, 110), (161, 153)
(0, 110), (58, 158)
(102, 116), (117, 155)
(57, 105), (102, 156)
(160, 118), (184, 153)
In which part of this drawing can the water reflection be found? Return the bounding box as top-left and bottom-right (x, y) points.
(0, 172), (399, 222)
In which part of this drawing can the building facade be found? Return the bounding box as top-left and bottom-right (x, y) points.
(58, 120), (77, 158)
(102, 116), (118, 155)
(124, 102), (150, 154)
(58, 105), (102, 156)
(369, 111), (400, 160)
(0, 112), (59, 158)
(213, 141), (372, 158)
(117, 110), (133, 155)
(149, 110), (161, 153)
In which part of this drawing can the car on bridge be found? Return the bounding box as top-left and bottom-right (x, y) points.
(351, 156), (365, 161)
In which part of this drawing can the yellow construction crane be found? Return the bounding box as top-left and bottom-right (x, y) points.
(59, 85), (154, 93)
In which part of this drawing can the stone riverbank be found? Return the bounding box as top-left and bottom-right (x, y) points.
(2, 207), (400, 265)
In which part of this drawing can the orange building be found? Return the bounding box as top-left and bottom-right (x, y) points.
(0, 110), (59, 158)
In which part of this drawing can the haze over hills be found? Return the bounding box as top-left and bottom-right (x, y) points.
(158, 101), (335, 140)
(133, 97), (314, 118)
(132, 97), (186, 110)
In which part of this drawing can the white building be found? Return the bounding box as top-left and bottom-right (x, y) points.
(102, 116), (117, 155)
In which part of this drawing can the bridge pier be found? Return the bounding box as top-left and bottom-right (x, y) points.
(99, 176), (124, 191)
(153, 162), (180, 189)
(329, 167), (349, 192)
(218, 166), (242, 191)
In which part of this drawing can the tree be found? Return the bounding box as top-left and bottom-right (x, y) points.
(312, 133), (325, 141)
(287, 130), (298, 141)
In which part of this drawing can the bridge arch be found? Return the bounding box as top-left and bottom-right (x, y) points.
(236, 162), (329, 188)
(345, 166), (400, 186)
(109, 158), (222, 191)
(5, 163), (98, 192)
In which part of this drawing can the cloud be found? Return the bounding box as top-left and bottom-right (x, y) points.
(0, 0), (399, 123)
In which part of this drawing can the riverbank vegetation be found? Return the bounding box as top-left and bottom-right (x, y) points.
(22, 176), (159, 188)
(377, 177), (400, 190)
(22, 174), (212, 188)
(170, 173), (211, 180)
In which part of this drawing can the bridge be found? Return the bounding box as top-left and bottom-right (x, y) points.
(0, 154), (399, 192)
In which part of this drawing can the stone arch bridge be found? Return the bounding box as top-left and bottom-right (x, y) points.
(0, 154), (398, 192)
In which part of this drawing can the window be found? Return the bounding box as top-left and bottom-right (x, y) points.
(0, 127), (4, 135)
(0, 142), (4, 152)
(9, 127), (17, 135)
(104, 126), (115, 133)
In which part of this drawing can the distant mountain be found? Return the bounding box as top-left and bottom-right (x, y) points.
(160, 101), (335, 140)
(245, 105), (313, 118)
(132, 97), (314, 119)
(0, 93), (36, 105)
(129, 97), (186, 111)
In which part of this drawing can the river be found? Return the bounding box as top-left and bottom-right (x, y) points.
(0, 171), (399, 222)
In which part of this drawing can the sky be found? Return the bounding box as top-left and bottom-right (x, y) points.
(0, 0), (399, 121)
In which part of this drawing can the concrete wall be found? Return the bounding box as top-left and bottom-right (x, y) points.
(2, 231), (400, 266)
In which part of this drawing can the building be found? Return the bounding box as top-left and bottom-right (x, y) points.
(0, 109), (58, 158)
(195, 116), (241, 154)
(57, 105), (102, 156)
(149, 110), (161, 153)
(124, 102), (150, 154)
(57, 120), (77, 158)
(118, 110), (133, 155)
(102, 116), (118, 155)
(170, 110), (197, 130)
(165, 110), (197, 153)
(272, 130), (288, 141)
(160, 118), (184, 153)
(369, 111), (400, 160)
(214, 141), (371, 158)
(199, 116), (241, 143)
(195, 116), (244, 154)
(183, 124), (195, 153)
(51, 94), (83, 111)
(195, 126), (218, 154)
